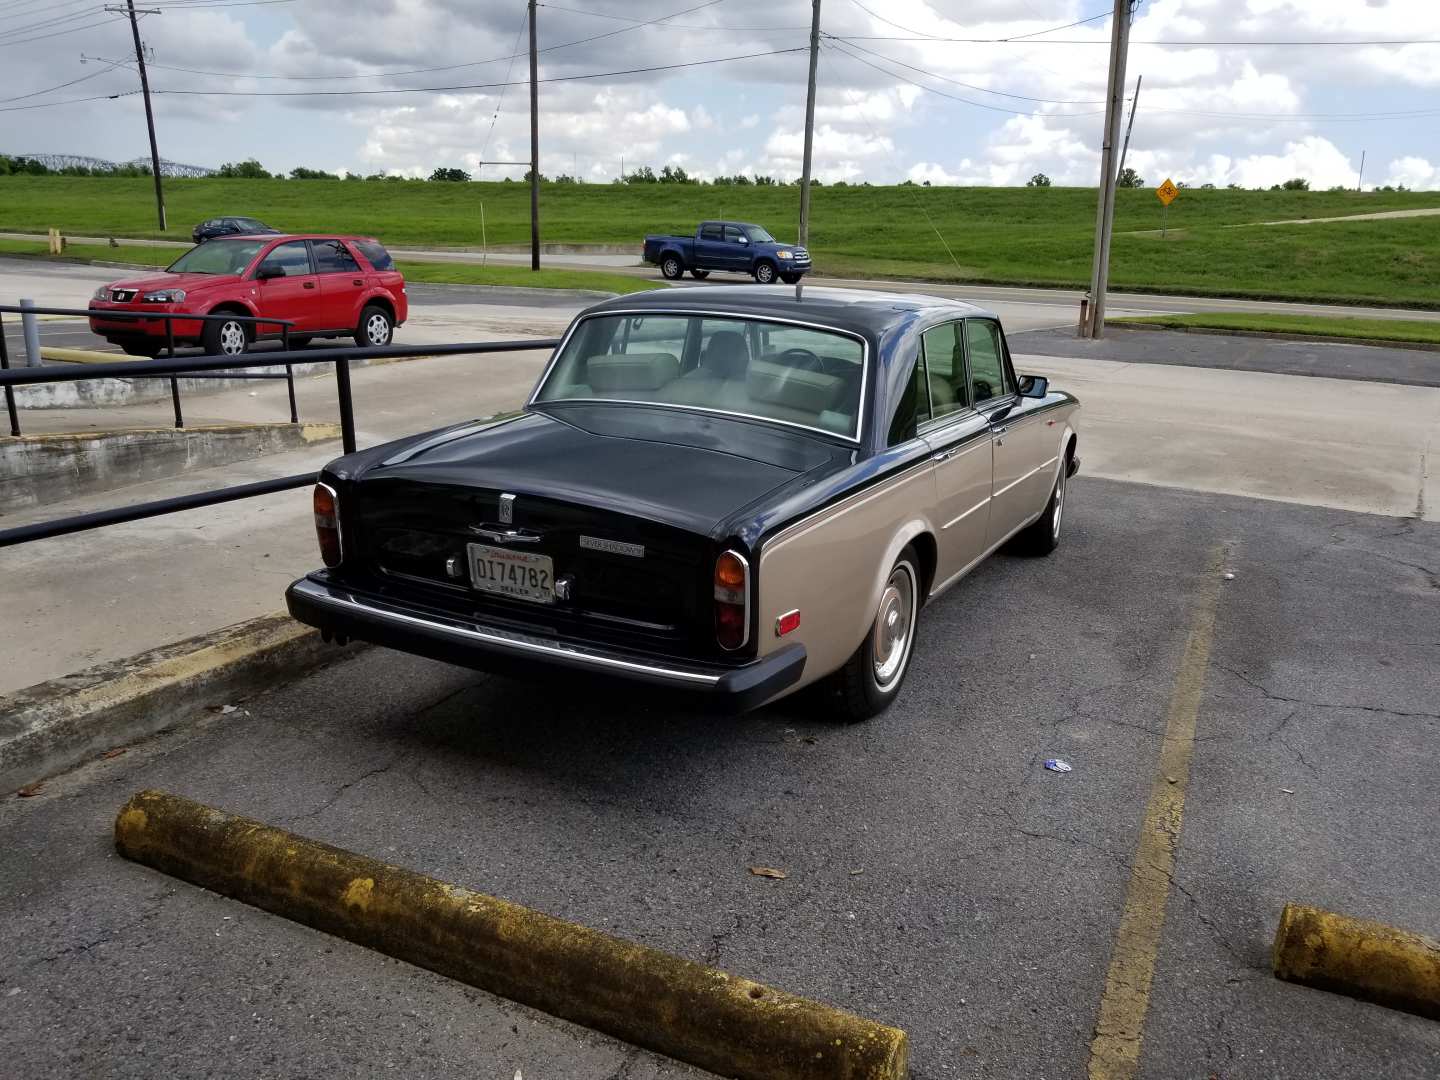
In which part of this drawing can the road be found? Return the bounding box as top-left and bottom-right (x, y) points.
(4, 235), (1439, 323)
(3, 478), (1437, 1078)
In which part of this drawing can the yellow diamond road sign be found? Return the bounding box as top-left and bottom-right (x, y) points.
(1156, 178), (1179, 206)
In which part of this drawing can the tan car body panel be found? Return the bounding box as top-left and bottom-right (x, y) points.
(755, 401), (1078, 702)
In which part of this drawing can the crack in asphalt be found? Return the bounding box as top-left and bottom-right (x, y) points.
(703, 913), (741, 967)
(29, 886), (177, 967)
(1216, 662), (1440, 723)
(1264, 708), (1321, 778)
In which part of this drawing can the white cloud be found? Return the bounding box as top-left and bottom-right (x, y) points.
(1381, 156), (1439, 190)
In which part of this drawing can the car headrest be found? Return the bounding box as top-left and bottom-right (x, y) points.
(747, 359), (844, 415)
(700, 331), (749, 379)
(585, 352), (679, 393)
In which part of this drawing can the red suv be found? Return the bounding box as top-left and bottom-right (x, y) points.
(88, 233), (408, 357)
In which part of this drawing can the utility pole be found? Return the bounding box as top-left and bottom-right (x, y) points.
(797, 0), (821, 247)
(108, 1), (165, 231)
(528, 0), (540, 271)
(1116, 73), (1142, 186)
(1357, 149), (1366, 192)
(1082, 0), (1134, 339)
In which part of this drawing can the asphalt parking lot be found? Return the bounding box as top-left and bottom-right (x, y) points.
(3, 476), (1437, 1079)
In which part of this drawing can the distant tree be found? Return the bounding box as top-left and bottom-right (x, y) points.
(552, 173), (581, 184)
(623, 166), (657, 184)
(344, 172), (363, 182)
(832, 180), (849, 187)
(1281, 177), (1309, 190)
(899, 179), (917, 187)
(1200, 182), (1216, 189)
(289, 166), (338, 180)
(216, 159), (272, 179)
(1117, 167), (1144, 188)
(522, 168), (548, 183)
(1226, 182), (1243, 190)
(659, 163), (692, 184)
(429, 167), (470, 182)
(1027, 172), (1052, 187)
(1176, 181), (1189, 189)
(752, 174), (777, 186)
(921, 179), (931, 186)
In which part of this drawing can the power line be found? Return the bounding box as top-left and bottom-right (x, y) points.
(0, 13), (122, 46)
(0, 60), (125, 104)
(825, 36), (1105, 116)
(826, 34), (1106, 104)
(146, 46), (807, 99)
(845, 0), (1111, 42)
(836, 34), (1440, 46)
(478, 8), (530, 175)
(0, 89), (139, 113)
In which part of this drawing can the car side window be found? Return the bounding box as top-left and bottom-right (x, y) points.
(723, 225), (746, 244)
(887, 349), (933, 446)
(700, 223), (723, 241)
(921, 321), (970, 422)
(965, 319), (1011, 404)
(313, 239), (360, 274)
(255, 240), (312, 278)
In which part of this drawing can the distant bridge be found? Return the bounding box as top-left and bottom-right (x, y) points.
(9, 153), (214, 178)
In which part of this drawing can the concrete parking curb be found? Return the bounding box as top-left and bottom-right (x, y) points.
(1273, 902), (1440, 1021)
(40, 346), (126, 364)
(115, 789), (909, 1080)
(1105, 320), (1440, 352)
(0, 613), (358, 794)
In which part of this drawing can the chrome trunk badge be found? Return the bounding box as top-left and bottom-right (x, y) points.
(580, 536), (644, 558)
(498, 493), (515, 524)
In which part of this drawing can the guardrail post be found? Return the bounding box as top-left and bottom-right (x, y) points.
(281, 326), (298, 424)
(20, 298), (41, 367)
(0, 312), (20, 436)
(334, 356), (357, 453)
(164, 317), (183, 428)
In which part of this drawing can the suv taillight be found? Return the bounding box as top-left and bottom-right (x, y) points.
(313, 482), (342, 567)
(714, 550), (749, 651)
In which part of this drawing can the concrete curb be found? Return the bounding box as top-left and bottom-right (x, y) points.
(1, 421), (340, 511)
(116, 790), (909, 1080)
(1105, 320), (1440, 353)
(0, 613), (359, 794)
(40, 346), (126, 364)
(1273, 902), (1440, 1020)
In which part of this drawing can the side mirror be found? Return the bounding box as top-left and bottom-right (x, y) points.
(1019, 374), (1048, 399)
(255, 265), (283, 281)
(737, 236), (749, 245)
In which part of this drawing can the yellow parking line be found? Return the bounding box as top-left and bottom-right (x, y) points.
(1087, 542), (1229, 1080)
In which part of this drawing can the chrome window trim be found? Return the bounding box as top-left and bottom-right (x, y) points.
(529, 309), (870, 446)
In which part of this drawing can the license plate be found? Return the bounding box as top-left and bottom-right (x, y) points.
(467, 543), (554, 604)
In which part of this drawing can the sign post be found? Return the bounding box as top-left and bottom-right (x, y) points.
(1156, 177), (1179, 240)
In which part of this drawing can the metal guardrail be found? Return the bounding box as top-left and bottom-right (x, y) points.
(0, 303), (298, 436)
(0, 309), (561, 548)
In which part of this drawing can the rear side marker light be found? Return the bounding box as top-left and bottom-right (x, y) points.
(714, 550), (750, 651)
(313, 482), (342, 567)
(775, 609), (801, 637)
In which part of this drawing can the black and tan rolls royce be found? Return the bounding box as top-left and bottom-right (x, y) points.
(286, 287), (1079, 720)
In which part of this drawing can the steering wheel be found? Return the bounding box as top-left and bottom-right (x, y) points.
(775, 347), (824, 373)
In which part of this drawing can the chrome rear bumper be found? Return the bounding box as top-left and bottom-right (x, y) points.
(286, 574), (806, 712)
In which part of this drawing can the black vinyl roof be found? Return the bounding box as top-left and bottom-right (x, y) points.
(583, 285), (995, 341)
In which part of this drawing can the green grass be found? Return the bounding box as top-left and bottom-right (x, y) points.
(0, 237), (660, 294)
(3, 176), (1439, 306)
(1110, 312), (1440, 346)
(396, 260), (661, 294)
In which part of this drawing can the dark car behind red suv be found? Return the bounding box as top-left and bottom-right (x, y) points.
(88, 233), (407, 357)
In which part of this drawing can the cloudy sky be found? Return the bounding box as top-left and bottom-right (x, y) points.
(2, 0), (1438, 189)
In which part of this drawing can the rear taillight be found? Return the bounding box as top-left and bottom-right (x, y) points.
(714, 550), (749, 651)
(313, 482), (342, 567)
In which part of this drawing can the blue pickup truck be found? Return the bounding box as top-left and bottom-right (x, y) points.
(642, 221), (812, 284)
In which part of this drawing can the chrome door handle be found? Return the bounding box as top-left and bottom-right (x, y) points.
(468, 526), (542, 544)
(991, 425), (1009, 436)
(932, 449), (956, 462)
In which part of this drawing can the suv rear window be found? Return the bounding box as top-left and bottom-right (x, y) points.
(354, 240), (394, 270)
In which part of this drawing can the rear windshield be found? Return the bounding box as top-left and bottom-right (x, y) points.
(534, 313), (866, 439)
(354, 240), (394, 270)
(167, 238), (266, 275)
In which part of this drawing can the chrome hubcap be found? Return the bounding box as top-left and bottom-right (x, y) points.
(758, 265), (773, 282)
(664, 259), (679, 277)
(366, 314), (389, 344)
(871, 563), (916, 690)
(219, 321), (245, 355)
(1052, 467), (1066, 541)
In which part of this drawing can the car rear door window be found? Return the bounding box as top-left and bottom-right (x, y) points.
(965, 320), (1011, 404)
(888, 350), (932, 446)
(312, 239), (360, 274)
(256, 240), (313, 278)
(921, 322), (970, 421)
(699, 223), (723, 241)
(722, 225), (747, 245)
(354, 240), (394, 270)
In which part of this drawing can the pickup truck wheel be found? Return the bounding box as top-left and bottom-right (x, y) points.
(1012, 464), (1065, 557)
(780, 272), (801, 285)
(355, 305), (394, 347)
(689, 269), (709, 280)
(202, 314), (250, 357)
(660, 255), (684, 280)
(753, 260), (777, 284)
(823, 546), (920, 723)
